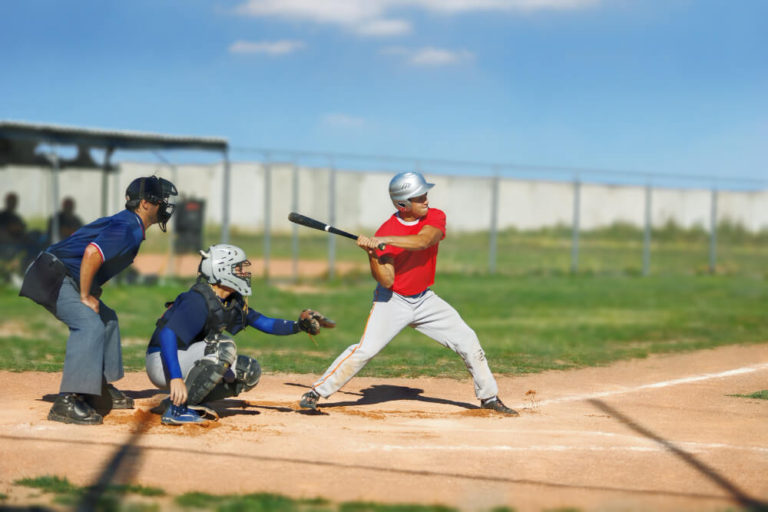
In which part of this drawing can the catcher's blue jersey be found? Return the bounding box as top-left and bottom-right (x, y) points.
(47, 209), (145, 286)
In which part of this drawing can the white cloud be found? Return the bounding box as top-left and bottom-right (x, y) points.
(382, 46), (474, 66)
(355, 19), (412, 36)
(233, 0), (599, 36)
(323, 113), (366, 127)
(229, 39), (306, 55)
(405, 0), (600, 13)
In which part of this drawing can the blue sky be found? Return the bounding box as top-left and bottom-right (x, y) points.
(2, 0), (766, 187)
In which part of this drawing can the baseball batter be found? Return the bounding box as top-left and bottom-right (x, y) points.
(300, 171), (518, 415)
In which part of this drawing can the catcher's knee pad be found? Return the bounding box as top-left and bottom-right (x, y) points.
(185, 359), (229, 405)
(203, 334), (237, 368)
(234, 355), (261, 392)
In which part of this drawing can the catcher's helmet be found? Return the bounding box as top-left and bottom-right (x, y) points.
(125, 176), (178, 232)
(198, 244), (252, 296)
(388, 172), (434, 209)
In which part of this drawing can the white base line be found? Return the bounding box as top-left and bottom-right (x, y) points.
(373, 442), (768, 455)
(511, 362), (768, 409)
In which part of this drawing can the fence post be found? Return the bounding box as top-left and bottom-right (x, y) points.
(489, 169), (500, 274)
(221, 152), (231, 243)
(709, 188), (718, 274)
(571, 178), (581, 274)
(643, 182), (652, 276)
(263, 153), (272, 282)
(328, 157), (337, 280)
(47, 151), (61, 245)
(291, 161), (299, 282)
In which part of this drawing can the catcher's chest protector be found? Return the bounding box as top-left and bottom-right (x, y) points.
(190, 279), (248, 338)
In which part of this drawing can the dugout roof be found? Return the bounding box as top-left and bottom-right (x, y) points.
(0, 119), (233, 244)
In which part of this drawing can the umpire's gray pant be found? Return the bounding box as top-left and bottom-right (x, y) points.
(55, 276), (123, 395)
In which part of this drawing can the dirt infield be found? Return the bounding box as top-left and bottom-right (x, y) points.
(1, 343), (767, 511)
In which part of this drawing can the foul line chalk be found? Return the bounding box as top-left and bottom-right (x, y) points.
(371, 441), (768, 455)
(512, 362), (768, 410)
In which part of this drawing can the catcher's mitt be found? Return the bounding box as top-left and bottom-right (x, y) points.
(298, 309), (336, 335)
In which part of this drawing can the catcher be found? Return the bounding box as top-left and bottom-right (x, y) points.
(145, 243), (334, 425)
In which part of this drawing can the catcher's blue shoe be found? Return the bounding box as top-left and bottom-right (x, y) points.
(161, 403), (206, 425)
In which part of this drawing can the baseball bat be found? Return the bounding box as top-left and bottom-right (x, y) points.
(288, 212), (386, 250)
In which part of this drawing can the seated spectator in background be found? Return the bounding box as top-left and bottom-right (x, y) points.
(0, 192), (26, 244)
(48, 197), (84, 243)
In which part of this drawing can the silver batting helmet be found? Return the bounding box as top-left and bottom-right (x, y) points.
(198, 244), (252, 296)
(388, 171), (434, 209)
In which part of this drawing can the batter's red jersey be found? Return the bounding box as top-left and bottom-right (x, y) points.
(375, 208), (446, 296)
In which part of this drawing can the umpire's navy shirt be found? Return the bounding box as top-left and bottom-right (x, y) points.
(47, 209), (145, 286)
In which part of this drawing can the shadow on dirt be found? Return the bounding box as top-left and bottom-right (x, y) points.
(590, 399), (768, 511)
(286, 383), (478, 410)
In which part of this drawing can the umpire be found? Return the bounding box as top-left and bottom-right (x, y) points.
(20, 176), (178, 425)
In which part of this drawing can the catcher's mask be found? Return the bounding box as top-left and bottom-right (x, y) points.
(125, 175), (178, 232)
(198, 244), (252, 296)
(389, 171), (434, 211)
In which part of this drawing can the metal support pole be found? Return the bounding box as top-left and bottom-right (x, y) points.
(166, 164), (179, 280)
(709, 188), (718, 274)
(101, 147), (113, 218)
(221, 151), (231, 243)
(263, 156), (272, 282)
(291, 162), (299, 282)
(642, 183), (652, 276)
(48, 151), (61, 245)
(328, 159), (337, 280)
(488, 170), (500, 275)
(570, 178), (581, 274)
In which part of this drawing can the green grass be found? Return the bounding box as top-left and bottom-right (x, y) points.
(135, 221), (768, 279)
(2, 270), (766, 376)
(729, 390), (768, 400)
(177, 492), (457, 512)
(8, 480), (467, 512)
(14, 475), (164, 511)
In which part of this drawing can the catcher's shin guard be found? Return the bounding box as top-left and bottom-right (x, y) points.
(195, 355), (261, 402)
(184, 336), (236, 405)
(233, 354), (261, 392)
(185, 359), (230, 405)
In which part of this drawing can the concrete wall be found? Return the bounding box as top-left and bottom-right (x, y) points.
(2, 162), (766, 233)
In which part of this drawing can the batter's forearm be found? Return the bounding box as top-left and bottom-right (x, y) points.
(378, 226), (442, 251)
(368, 254), (394, 288)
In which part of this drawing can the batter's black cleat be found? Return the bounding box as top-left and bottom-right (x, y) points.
(106, 383), (134, 409)
(299, 389), (320, 410)
(481, 396), (519, 416)
(48, 393), (103, 425)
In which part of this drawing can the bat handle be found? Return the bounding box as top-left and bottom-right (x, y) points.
(377, 243), (386, 250)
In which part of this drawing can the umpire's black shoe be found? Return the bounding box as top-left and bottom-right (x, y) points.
(481, 396), (519, 416)
(48, 393), (103, 425)
(106, 383), (134, 409)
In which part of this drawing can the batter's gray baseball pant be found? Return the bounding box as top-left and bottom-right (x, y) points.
(313, 286), (499, 401)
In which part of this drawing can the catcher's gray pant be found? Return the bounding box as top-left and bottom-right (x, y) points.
(55, 276), (124, 395)
(145, 341), (236, 389)
(313, 285), (499, 401)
